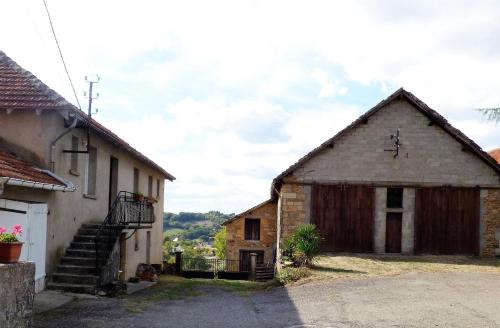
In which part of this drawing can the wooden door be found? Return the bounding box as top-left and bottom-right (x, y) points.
(385, 212), (402, 253)
(415, 187), (479, 255)
(312, 184), (374, 252)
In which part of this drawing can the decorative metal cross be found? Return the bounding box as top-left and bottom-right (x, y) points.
(384, 128), (401, 158)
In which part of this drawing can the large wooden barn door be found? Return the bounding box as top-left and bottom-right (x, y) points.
(415, 187), (479, 255)
(312, 184), (374, 252)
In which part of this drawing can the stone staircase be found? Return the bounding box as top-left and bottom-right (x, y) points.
(46, 223), (115, 294)
(255, 264), (275, 282)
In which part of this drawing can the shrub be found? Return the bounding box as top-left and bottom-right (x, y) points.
(283, 224), (321, 267)
(277, 267), (310, 285)
(214, 227), (227, 259)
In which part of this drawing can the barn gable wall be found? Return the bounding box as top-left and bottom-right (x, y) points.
(290, 99), (499, 186)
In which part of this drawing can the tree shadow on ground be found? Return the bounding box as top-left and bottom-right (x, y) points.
(310, 265), (367, 274)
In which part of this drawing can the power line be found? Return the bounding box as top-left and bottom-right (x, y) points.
(41, 0), (82, 110)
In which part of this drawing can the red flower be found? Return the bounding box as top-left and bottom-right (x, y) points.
(12, 225), (23, 236)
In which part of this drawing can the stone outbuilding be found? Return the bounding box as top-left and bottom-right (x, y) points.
(223, 199), (277, 267)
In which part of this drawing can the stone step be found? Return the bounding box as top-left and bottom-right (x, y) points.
(52, 273), (99, 285)
(46, 282), (96, 294)
(81, 223), (103, 229)
(56, 264), (96, 275)
(65, 249), (98, 258)
(78, 228), (115, 236)
(70, 242), (111, 250)
(73, 234), (111, 243)
(61, 256), (106, 267)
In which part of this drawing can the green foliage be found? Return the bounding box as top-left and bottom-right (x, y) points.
(183, 247), (210, 271)
(214, 227), (227, 259)
(163, 211), (234, 242)
(479, 107), (500, 123)
(277, 267), (310, 285)
(283, 224), (322, 267)
(0, 234), (19, 243)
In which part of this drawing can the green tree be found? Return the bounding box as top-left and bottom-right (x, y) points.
(214, 227), (227, 259)
(480, 108), (500, 123)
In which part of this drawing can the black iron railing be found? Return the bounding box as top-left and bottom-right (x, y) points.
(95, 191), (156, 285)
(182, 257), (244, 272)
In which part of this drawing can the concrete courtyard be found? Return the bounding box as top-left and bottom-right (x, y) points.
(35, 271), (500, 328)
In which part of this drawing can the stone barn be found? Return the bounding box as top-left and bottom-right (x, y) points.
(272, 88), (500, 257)
(225, 88), (500, 266)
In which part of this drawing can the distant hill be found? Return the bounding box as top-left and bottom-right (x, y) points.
(163, 211), (234, 242)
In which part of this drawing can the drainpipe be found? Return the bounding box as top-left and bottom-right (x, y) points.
(0, 178), (6, 196)
(50, 116), (78, 172)
(272, 184), (283, 269)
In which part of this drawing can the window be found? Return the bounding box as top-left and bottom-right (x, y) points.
(387, 187), (403, 208)
(85, 146), (97, 196)
(148, 175), (153, 197)
(156, 179), (160, 198)
(133, 168), (140, 193)
(245, 219), (260, 240)
(70, 136), (79, 174)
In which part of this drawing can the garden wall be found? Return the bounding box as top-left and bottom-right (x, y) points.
(0, 262), (35, 327)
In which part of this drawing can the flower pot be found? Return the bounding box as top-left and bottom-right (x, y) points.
(0, 242), (23, 263)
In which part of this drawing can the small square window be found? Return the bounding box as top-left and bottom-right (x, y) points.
(244, 219), (260, 240)
(387, 188), (403, 208)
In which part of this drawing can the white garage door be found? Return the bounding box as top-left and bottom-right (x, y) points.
(0, 199), (48, 292)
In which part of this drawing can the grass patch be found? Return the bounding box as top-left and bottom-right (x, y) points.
(124, 275), (277, 313)
(306, 254), (500, 283)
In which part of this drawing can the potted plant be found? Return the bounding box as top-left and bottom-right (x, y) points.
(134, 192), (145, 202)
(0, 225), (24, 263)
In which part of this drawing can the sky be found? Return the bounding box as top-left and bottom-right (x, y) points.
(1, 0), (499, 214)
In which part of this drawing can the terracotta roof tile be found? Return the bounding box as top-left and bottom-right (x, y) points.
(0, 51), (175, 180)
(488, 148), (500, 164)
(0, 150), (65, 186)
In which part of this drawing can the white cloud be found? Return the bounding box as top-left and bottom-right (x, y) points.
(1, 0), (499, 213)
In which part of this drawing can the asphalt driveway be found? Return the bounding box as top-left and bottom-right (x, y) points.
(35, 272), (500, 328)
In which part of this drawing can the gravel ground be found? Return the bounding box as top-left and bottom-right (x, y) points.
(35, 272), (500, 328)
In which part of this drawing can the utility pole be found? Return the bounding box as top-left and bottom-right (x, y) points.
(83, 75), (100, 151)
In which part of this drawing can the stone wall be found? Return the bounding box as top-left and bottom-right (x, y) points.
(481, 189), (500, 256)
(279, 183), (310, 243)
(226, 200), (277, 264)
(291, 99), (498, 187)
(0, 262), (35, 328)
(374, 187), (415, 254)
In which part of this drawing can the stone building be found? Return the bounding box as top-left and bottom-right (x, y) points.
(226, 88), (500, 265)
(223, 199), (277, 266)
(0, 51), (175, 292)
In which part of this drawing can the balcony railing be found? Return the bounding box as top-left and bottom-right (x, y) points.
(95, 191), (156, 286)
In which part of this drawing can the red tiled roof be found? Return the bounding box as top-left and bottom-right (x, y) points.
(488, 148), (500, 164)
(0, 150), (65, 187)
(0, 51), (175, 180)
(0, 52), (69, 110)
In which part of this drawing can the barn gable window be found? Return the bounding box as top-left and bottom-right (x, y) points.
(244, 219), (260, 240)
(387, 188), (403, 208)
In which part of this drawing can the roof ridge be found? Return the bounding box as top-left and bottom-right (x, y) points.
(271, 88), (500, 196)
(0, 50), (175, 180)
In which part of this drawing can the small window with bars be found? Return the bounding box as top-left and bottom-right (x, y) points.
(244, 219), (260, 240)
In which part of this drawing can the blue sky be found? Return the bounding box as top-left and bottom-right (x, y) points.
(1, 0), (500, 213)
